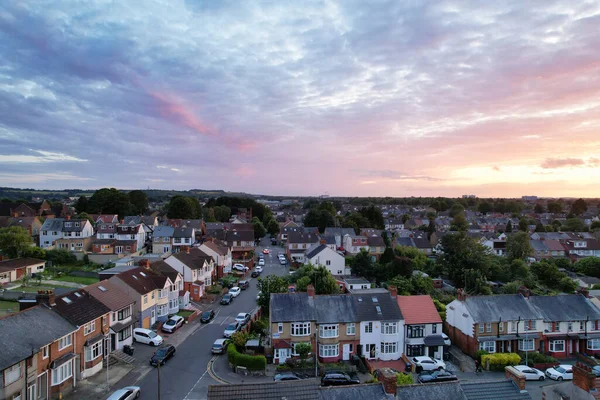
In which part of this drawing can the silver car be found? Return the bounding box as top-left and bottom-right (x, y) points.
(107, 386), (140, 400)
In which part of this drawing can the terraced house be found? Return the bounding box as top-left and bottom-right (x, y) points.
(40, 217), (94, 250)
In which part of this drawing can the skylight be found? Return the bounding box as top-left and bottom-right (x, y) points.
(74, 292), (82, 297)
(376, 306), (382, 314)
(357, 297), (363, 302)
(62, 297), (72, 304)
(132, 275), (138, 280)
(140, 272), (147, 277)
(372, 297), (378, 303)
(98, 286), (107, 292)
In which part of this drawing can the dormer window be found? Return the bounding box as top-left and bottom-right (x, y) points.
(75, 222), (80, 227)
(65, 222), (71, 227)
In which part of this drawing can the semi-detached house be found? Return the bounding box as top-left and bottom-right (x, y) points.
(397, 295), (445, 360)
(164, 247), (214, 302)
(40, 218), (94, 250)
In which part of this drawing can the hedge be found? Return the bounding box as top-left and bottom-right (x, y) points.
(481, 353), (521, 371)
(227, 344), (266, 371)
(518, 352), (557, 367)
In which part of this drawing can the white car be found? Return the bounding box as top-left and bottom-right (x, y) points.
(107, 386), (141, 400)
(546, 365), (573, 381)
(229, 287), (241, 297)
(236, 312), (251, 325)
(442, 333), (451, 346)
(258, 259), (265, 266)
(223, 322), (240, 338)
(232, 264), (249, 272)
(162, 315), (185, 333)
(133, 328), (163, 346)
(412, 356), (446, 372)
(514, 365), (545, 381)
(255, 266), (263, 273)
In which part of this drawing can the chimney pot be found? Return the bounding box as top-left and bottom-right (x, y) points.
(65, 215), (71, 221)
(36, 290), (56, 307)
(388, 285), (397, 298)
(379, 368), (398, 394)
(307, 284), (315, 298)
(457, 288), (466, 301)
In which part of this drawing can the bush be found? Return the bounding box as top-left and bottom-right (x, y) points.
(275, 364), (292, 372)
(227, 344), (266, 371)
(519, 352), (557, 367)
(481, 353), (521, 371)
(475, 350), (489, 363)
(396, 373), (413, 385)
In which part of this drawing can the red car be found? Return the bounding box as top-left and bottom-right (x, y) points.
(262, 249), (270, 254)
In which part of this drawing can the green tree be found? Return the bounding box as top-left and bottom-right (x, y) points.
(505, 220), (513, 233)
(552, 220), (562, 231)
(574, 257), (600, 278)
(88, 188), (132, 218)
(213, 205), (231, 222)
(386, 257), (414, 279)
(560, 276), (578, 293)
(534, 203), (545, 214)
(295, 343), (312, 365)
(231, 331), (250, 350)
(395, 246), (428, 271)
(547, 202), (563, 214)
(388, 276), (413, 295)
(570, 198), (588, 215)
(411, 273), (434, 294)
(449, 203), (464, 218)
(74, 195), (89, 213)
(290, 264), (339, 294)
(76, 212), (95, 225)
(252, 217), (267, 239)
(518, 217), (529, 232)
(591, 221), (600, 231)
(167, 196), (201, 219)
(358, 205), (384, 229)
(506, 232), (533, 261)
(562, 218), (586, 232)
(439, 232), (491, 288)
(535, 222), (545, 232)
(380, 247), (395, 264)
(304, 209), (335, 233)
(350, 250), (376, 281)
(450, 213), (468, 231)
(478, 202), (492, 214)
(256, 275), (290, 312)
(128, 190), (149, 214)
(508, 259), (530, 281)
(401, 214), (410, 224)
(0, 226), (33, 258)
(266, 219), (280, 236)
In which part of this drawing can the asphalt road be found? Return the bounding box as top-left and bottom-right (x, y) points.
(135, 237), (288, 400)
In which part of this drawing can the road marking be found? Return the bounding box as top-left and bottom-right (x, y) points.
(207, 355), (230, 385)
(183, 359), (213, 400)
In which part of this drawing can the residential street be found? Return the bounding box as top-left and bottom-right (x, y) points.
(132, 237), (288, 400)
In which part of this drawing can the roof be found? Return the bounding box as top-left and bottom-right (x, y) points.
(52, 290), (111, 326)
(117, 225), (141, 234)
(84, 280), (135, 311)
(461, 380), (532, 400)
(343, 277), (371, 285)
(0, 257), (46, 273)
(396, 382), (466, 400)
(153, 225), (175, 237)
(287, 231), (320, 244)
(367, 236), (385, 246)
(171, 248), (213, 270)
(225, 230), (255, 242)
(41, 218), (65, 231)
(149, 260), (181, 282)
(353, 292), (402, 321)
(0, 305), (76, 371)
(270, 293), (315, 322)
(324, 228), (356, 237)
(173, 227), (194, 238)
(95, 214), (119, 223)
(113, 267), (163, 294)
(397, 295), (442, 324)
(123, 216), (142, 225)
(306, 244), (328, 259)
(319, 384), (391, 400)
(201, 240), (228, 255)
(463, 294), (539, 323)
(528, 294), (600, 322)
(315, 295), (357, 323)
(208, 378), (320, 400)
(61, 219), (88, 232)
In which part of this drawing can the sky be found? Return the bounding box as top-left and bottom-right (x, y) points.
(1, 0), (599, 198)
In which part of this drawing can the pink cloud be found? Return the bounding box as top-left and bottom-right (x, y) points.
(540, 157), (585, 169)
(149, 91), (214, 137)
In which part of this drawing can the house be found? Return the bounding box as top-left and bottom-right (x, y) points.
(529, 239), (549, 259)
(575, 275), (600, 289)
(95, 222), (117, 239)
(199, 240), (232, 279)
(49, 290), (111, 380)
(171, 227), (195, 253)
(9, 200), (52, 218)
(342, 235), (369, 255)
(304, 244), (347, 276)
(91, 215), (119, 224)
(367, 235), (386, 260)
(483, 238), (507, 256)
(563, 239), (600, 259)
(149, 260), (187, 313)
(340, 277), (372, 292)
(164, 247), (215, 302)
(40, 218), (94, 249)
(152, 226), (175, 254)
(397, 295), (444, 360)
(384, 219), (404, 230)
(6, 217), (43, 241)
(545, 239), (567, 258)
(116, 224), (146, 252)
(361, 228), (383, 237)
(224, 230), (255, 262)
(0, 304), (77, 400)
(323, 227), (355, 249)
(84, 280), (136, 352)
(287, 231), (320, 263)
(0, 258), (46, 284)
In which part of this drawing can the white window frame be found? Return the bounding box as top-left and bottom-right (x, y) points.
(380, 342), (398, 354)
(291, 322), (311, 337)
(144, 295), (148, 304)
(519, 339), (535, 351)
(549, 340), (565, 353)
(588, 339), (600, 350)
(319, 344), (339, 358)
(383, 322), (398, 335)
(346, 323), (356, 335)
(58, 334), (72, 351)
(4, 363), (22, 386)
(364, 322), (373, 334)
(84, 321), (95, 336)
(319, 324), (339, 338)
(85, 341), (103, 362)
(51, 361), (73, 386)
(42, 345), (49, 359)
(479, 341), (496, 353)
(278, 323), (283, 333)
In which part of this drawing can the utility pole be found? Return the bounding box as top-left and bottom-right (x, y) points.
(157, 360), (162, 400)
(106, 350), (110, 392)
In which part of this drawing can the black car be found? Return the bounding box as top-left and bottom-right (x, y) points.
(239, 280), (250, 290)
(271, 238), (277, 245)
(200, 310), (215, 323)
(321, 371), (360, 386)
(220, 294), (233, 305)
(150, 345), (176, 367)
(251, 271), (259, 278)
(273, 372), (308, 382)
(418, 369), (458, 384)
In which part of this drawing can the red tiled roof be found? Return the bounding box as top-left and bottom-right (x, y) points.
(397, 295), (442, 324)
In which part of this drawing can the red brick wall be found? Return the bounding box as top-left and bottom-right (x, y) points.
(445, 322), (478, 357)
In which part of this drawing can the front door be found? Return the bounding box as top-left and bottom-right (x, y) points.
(366, 344), (376, 359)
(343, 344), (351, 361)
(151, 309), (156, 325)
(278, 348), (291, 364)
(110, 333), (116, 351)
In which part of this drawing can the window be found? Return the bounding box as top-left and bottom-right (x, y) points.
(319, 324), (339, 338)
(581, 321), (586, 331)
(588, 339), (600, 350)
(152, 292), (155, 299)
(407, 325), (425, 338)
(58, 334), (72, 350)
(383, 322), (397, 335)
(4, 363), (21, 386)
(319, 344), (339, 358)
(485, 323), (492, 333)
(511, 321), (517, 332)
(499, 322), (504, 333)
(519, 339), (535, 351)
(553, 322), (560, 332)
(549, 340), (565, 352)
(326, 260), (331, 266)
(479, 324), (484, 333)
(205, 278), (212, 286)
(406, 344), (425, 357)
(144, 295), (148, 304)
(158, 304), (168, 317)
(291, 322), (311, 336)
(432, 324), (437, 334)
(525, 320), (537, 331)
(479, 341), (496, 353)
(346, 323), (356, 335)
(51, 361), (72, 386)
(84, 321), (96, 336)
(85, 341), (102, 362)
(118, 327), (132, 341)
(364, 322), (373, 334)
(118, 307), (131, 321)
(42, 345), (49, 359)
(568, 322), (573, 332)
(27, 383), (36, 400)
(278, 323), (283, 333)
(380, 342), (398, 354)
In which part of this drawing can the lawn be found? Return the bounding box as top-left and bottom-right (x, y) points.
(0, 300), (19, 313)
(53, 275), (99, 285)
(9, 284), (73, 293)
(177, 310), (195, 318)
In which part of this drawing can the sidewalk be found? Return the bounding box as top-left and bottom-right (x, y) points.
(211, 354), (275, 384)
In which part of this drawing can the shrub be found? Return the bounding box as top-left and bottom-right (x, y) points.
(475, 350), (489, 363)
(396, 373), (413, 385)
(227, 344), (266, 371)
(365, 374), (377, 384)
(275, 364), (291, 372)
(481, 353), (521, 371)
(519, 352), (557, 367)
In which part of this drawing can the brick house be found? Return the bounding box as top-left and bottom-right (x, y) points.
(0, 257), (46, 285)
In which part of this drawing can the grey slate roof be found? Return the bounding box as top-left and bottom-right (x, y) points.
(315, 295), (356, 323)
(306, 244), (327, 259)
(208, 378), (320, 400)
(396, 382), (466, 400)
(461, 380), (533, 400)
(463, 294), (539, 323)
(270, 293), (315, 322)
(41, 218), (64, 231)
(173, 227), (194, 238)
(153, 226), (174, 237)
(528, 294), (600, 322)
(353, 292), (402, 321)
(53, 289), (111, 326)
(324, 228), (356, 237)
(123, 216), (142, 225)
(319, 383), (391, 400)
(0, 305), (76, 371)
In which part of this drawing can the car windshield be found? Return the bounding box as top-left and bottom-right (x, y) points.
(226, 324), (237, 330)
(156, 348), (169, 356)
(148, 331), (157, 338)
(213, 343), (222, 348)
(165, 320), (175, 326)
(202, 312), (211, 317)
(223, 294), (230, 299)
(555, 367), (566, 373)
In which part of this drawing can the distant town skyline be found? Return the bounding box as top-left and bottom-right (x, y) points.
(1, 1), (599, 197)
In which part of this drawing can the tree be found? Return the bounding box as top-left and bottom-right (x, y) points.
(213, 205), (231, 222)
(256, 275), (289, 312)
(386, 257), (414, 280)
(128, 190), (149, 214)
(450, 213), (468, 231)
(295, 343), (312, 365)
(266, 219), (280, 236)
(560, 276), (578, 293)
(76, 212), (95, 225)
(401, 214), (410, 224)
(167, 196), (201, 219)
(358, 205), (384, 229)
(508, 259), (530, 281)
(574, 257), (600, 278)
(88, 188), (132, 218)
(534, 203), (545, 214)
(591, 221), (600, 231)
(449, 203), (464, 218)
(0, 226), (33, 258)
(552, 220), (562, 231)
(350, 250), (377, 281)
(380, 247), (395, 264)
(290, 264), (339, 294)
(439, 232), (491, 289)
(395, 246), (428, 271)
(74, 195), (89, 213)
(478, 202), (492, 214)
(252, 217), (267, 238)
(505, 220), (513, 233)
(231, 331), (250, 350)
(570, 198), (588, 215)
(304, 209), (335, 233)
(562, 218), (586, 232)
(518, 217), (529, 232)
(547, 201), (562, 214)
(535, 222), (545, 232)
(506, 232), (533, 261)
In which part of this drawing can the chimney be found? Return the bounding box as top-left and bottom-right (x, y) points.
(182, 246), (190, 254)
(379, 368), (398, 395)
(320, 238), (327, 245)
(388, 285), (397, 299)
(517, 286), (530, 299)
(36, 290), (56, 307)
(307, 284), (315, 298)
(505, 366), (526, 391)
(12, 211), (18, 218)
(573, 362), (599, 393)
(578, 288), (590, 298)
(457, 288), (467, 302)
(138, 259), (151, 269)
(65, 215), (71, 221)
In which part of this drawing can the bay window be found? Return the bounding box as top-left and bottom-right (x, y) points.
(291, 322), (311, 336)
(518, 339), (535, 351)
(319, 324), (339, 338)
(85, 341), (103, 362)
(479, 341), (496, 353)
(588, 339), (600, 350)
(549, 340), (565, 353)
(319, 344), (339, 358)
(51, 361), (73, 386)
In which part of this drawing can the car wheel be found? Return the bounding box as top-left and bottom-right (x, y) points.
(135, 392), (140, 398)
(437, 367), (443, 371)
(539, 376), (545, 381)
(133, 337), (137, 342)
(151, 341), (156, 346)
(558, 377), (563, 381)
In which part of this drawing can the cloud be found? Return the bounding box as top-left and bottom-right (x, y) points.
(0, 150), (87, 163)
(356, 169), (444, 182)
(540, 157), (600, 169)
(492, 166), (500, 171)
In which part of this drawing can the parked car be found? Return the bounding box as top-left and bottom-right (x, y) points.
(220, 293), (233, 305)
(274, 372), (308, 382)
(235, 312), (251, 325)
(263, 249), (270, 254)
(133, 328), (163, 346)
(546, 365), (573, 381)
(107, 386), (141, 400)
(592, 365), (600, 377)
(321, 371), (360, 386)
(258, 259), (265, 266)
(412, 356), (446, 372)
(232, 264), (249, 272)
(418, 369), (458, 383)
(442, 333), (451, 346)
(162, 315), (184, 333)
(211, 338), (230, 354)
(238, 280), (250, 290)
(223, 322), (240, 338)
(200, 310), (215, 323)
(150, 345), (176, 366)
(280, 258), (287, 265)
(255, 265), (263, 273)
(271, 238), (277, 245)
(514, 365), (545, 381)
(251, 271), (260, 278)
(229, 287), (241, 297)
